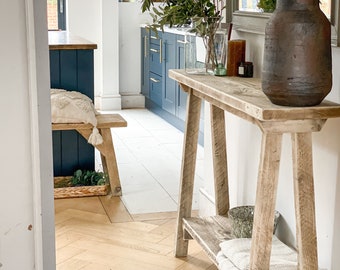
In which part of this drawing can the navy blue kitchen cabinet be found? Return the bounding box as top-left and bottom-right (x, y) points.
(141, 28), (204, 144)
(49, 31), (97, 176)
(149, 31), (163, 107)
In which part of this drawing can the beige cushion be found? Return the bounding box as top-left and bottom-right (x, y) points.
(51, 89), (103, 145)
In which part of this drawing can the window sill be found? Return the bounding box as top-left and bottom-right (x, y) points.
(232, 10), (338, 46)
(232, 11), (271, 35)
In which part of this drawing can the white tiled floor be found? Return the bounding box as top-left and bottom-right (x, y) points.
(96, 108), (204, 215)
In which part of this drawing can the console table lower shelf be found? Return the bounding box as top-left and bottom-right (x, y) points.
(183, 216), (298, 269)
(182, 215), (232, 264)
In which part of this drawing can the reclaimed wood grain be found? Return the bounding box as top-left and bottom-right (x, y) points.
(170, 69), (340, 269)
(250, 132), (282, 269)
(169, 69), (340, 121)
(183, 216), (232, 265)
(175, 88), (202, 257)
(210, 104), (229, 216)
(292, 132), (318, 269)
(257, 119), (327, 133)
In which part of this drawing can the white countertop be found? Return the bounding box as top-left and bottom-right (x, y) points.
(141, 24), (195, 36)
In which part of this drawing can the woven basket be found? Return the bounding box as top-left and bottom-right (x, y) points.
(54, 176), (110, 199)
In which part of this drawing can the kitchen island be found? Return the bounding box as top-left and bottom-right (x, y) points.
(49, 31), (97, 177)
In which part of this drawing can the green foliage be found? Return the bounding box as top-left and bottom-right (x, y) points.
(141, 0), (227, 38)
(70, 169), (108, 187)
(257, 0), (276, 12)
(141, 0), (230, 70)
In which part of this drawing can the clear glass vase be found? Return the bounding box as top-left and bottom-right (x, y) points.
(185, 33), (207, 74)
(185, 28), (227, 75)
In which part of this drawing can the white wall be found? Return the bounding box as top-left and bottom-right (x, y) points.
(0, 0), (55, 269)
(67, 0), (103, 98)
(67, 0), (122, 110)
(200, 29), (340, 269)
(67, 0), (152, 109)
(118, 2), (152, 108)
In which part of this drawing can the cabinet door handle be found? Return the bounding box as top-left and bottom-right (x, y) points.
(144, 36), (148, 58)
(177, 40), (187, 44)
(150, 77), (160, 83)
(159, 39), (162, 63)
(150, 48), (159, 53)
(150, 35), (158, 40)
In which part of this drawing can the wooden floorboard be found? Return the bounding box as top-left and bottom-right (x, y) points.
(55, 196), (217, 270)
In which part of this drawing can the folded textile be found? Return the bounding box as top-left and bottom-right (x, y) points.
(216, 251), (239, 270)
(218, 236), (297, 270)
(51, 89), (103, 146)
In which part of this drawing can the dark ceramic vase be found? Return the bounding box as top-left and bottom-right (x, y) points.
(262, 0), (332, 107)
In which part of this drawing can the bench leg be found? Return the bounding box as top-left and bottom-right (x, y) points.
(98, 128), (122, 196)
(77, 128), (122, 196)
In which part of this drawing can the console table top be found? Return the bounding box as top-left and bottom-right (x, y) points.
(169, 69), (340, 121)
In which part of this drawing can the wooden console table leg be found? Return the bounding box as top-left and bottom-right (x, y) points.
(175, 89), (202, 257)
(210, 104), (229, 215)
(250, 132), (282, 269)
(292, 132), (318, 269)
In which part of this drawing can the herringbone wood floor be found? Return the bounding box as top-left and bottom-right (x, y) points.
(55, 195), (218, 270)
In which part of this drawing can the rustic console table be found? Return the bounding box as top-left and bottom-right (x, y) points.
(169, 69), (340, 269)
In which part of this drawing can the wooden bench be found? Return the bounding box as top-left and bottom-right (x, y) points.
(52, 113), (127, 196)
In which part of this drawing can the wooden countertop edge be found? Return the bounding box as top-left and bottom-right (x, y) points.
(49, 44), (98, 50)
(48, 31), (97, 50)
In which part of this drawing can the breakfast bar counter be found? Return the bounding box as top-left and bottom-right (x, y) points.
(48, 31), (97, 50)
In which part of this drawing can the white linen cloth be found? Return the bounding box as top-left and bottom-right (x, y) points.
(217, 236), (297, 270)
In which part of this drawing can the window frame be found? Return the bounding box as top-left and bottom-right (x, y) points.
(58, 0), (66, 30)
(231, 0), (340, 47)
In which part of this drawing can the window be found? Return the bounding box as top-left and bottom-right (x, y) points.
(232, 0), (340, 47)
(320, 0), (331, 19)
(238, 0), (331, 18)
(47, 0), (66, 30)
(238, 0), (261, 12)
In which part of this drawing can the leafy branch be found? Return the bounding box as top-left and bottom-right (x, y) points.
(70, 169), (108, 187)
(141, 0), (229, 70)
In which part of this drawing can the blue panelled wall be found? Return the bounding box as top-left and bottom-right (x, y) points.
(50, 49), (95, 176)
